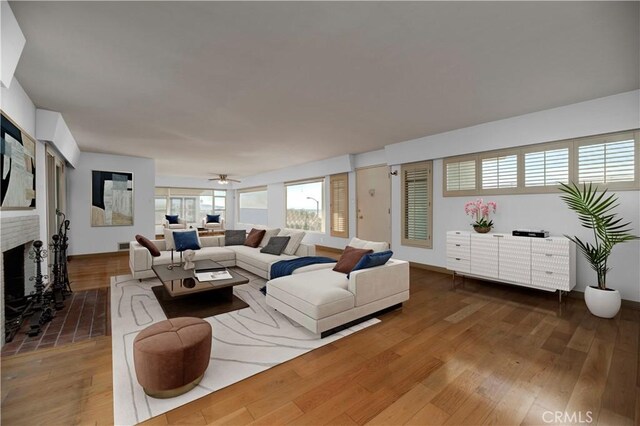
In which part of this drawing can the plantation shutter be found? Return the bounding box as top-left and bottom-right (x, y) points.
(524, 147), (569, 187)
(330, 173), (349, 238)
(401, 162), (432, 247)
(446, 160), (476, 191)
(481, 154), (518, 189)
(578, 138), (635, 184)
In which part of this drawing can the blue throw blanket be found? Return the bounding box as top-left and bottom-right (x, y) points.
(260, 256), (336, 295)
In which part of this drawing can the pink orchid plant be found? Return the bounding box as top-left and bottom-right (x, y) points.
(464, 199), (497, 229)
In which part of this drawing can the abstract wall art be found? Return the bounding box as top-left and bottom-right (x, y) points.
(91, 170), (134, 226)
(1, 112), (36, 210)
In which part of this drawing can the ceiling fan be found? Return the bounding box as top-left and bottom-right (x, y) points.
(208, 174), (241, 185)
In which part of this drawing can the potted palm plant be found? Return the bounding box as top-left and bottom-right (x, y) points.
(559, 182), (638, 318)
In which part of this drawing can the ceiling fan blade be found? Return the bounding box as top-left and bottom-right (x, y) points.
(208, 173), (240, 183)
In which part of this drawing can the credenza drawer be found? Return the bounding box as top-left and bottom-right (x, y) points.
(447, 242), (470, 260)
(447, 256), (470, 273)
(531, 238), (570, 256)
(531, 269), (571, 291)
(532, 253), (570, 275)
(447, 232), (470, 246)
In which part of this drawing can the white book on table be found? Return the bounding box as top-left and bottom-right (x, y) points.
(195, 270), (232, 282)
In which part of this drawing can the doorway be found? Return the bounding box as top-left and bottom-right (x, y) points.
(356, 165), (391, 244)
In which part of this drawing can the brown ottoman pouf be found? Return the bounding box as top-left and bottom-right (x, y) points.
(133, 317), (212, 398)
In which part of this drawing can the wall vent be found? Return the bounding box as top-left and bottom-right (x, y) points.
(118, 242), (130, 251)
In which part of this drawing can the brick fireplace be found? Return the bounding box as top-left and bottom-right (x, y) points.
(1, 215), (40, 346)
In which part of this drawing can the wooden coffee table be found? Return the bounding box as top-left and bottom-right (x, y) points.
(151, 259), (249, 319)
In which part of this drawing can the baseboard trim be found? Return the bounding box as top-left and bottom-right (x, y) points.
(408, 261), (451, 275)
(567, 289), (640, 311)
(68, 251), (127, 261)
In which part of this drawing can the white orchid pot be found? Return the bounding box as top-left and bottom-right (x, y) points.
(584, 286), (621, 318)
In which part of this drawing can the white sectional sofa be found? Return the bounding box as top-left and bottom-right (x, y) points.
(129, 234), (315, 280)
(265, 238), (410, 337)
(131, 232), (409, 338)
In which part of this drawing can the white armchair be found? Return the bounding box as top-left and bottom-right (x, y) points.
(162, 216), (187, 229)
(202, 216), (225, 232)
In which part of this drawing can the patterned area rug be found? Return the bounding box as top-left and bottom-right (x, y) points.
(111, 268), (379, 425)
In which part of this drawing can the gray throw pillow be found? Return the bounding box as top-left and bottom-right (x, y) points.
(260, 236), (291, 255)
(225, 230), (247, 246)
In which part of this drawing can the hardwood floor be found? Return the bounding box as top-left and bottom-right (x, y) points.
(1, 251), (638, 425)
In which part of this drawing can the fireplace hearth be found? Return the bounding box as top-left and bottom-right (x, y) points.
(3, 243), (31, 320)
(1, 215), (41, 346)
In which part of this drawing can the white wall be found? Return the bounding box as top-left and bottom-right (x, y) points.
(0, 1), (26, 89)
(387, 90), (640, 302)
(391, 161), (640, 302)
(385, 90), (640, 164)
(0, 78), (48, 246)
(35, 109), (81, 167)
(66, 153), (155, 255)
(232, 153), (360, 248)
(235, 91), (640, 301)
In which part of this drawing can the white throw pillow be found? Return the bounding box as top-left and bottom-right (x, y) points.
(252, 226), (281, 247)
(164, 228), (201, 251)
(278, 229), (305, 255)
(348, 237), (389, 253)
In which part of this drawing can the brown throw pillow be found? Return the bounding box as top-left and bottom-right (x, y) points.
(135, 234), (161, 257)
(244, 228), (266, 248)
(333, 246), (373, 274)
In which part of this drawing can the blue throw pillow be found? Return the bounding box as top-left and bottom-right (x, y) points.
(206, 214), (220, 223)
(348, 250), (393, 278)
(165, 214), (179, 224)
(173, 230), (200, 251)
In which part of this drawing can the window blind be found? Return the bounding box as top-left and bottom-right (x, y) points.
(524, 147), (569, 187)
(238, 187), (268, 225)
(481, 154), (517, 189)
(578, 139), (635, 184)
(446, 160), (476, 191)
(330, 174), (349, 238)
(402, 163), (432, 246)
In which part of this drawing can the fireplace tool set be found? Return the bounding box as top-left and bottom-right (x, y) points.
(4, 212), (73, 343)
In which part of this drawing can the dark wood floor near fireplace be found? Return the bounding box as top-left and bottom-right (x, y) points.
(1, 288), (108, 356)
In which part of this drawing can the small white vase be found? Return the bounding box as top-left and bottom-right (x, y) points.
(584, 286), (621, 318)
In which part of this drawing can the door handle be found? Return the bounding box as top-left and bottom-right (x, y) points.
(359, 216), (363, 219)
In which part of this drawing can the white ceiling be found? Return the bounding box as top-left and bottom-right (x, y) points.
(11, 1), (640, 178)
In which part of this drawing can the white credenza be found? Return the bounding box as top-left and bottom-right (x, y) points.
(446, 230), (576, 297)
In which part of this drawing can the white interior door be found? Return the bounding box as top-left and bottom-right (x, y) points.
(356, 165), (391, 244)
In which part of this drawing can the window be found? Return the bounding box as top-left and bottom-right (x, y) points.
(214, 190), (226, 218)
(285, 179), (325, 232)
(442, 130), (639, 196)
(444, 157), (476, 196)
(401, 161), (433, 248)
(238, 187), (268, 225)
(155, 187), (226, 225)
(524, 146), (569, 188)
(330, 173), (349, 238)
(154, 197), (167, 224)
(577, 134), (636, 185)
(481, 153), (518, 190)
(170, 197), (184, 216)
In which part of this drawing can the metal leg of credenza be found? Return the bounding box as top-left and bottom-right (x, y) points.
(558, 290), (566, 304)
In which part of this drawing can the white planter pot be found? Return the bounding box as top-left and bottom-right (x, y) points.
(584, 286), (621, 318)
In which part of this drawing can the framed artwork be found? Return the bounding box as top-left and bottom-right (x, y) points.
(1, 111), (36, 210)
(91, 170), (134, 226)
